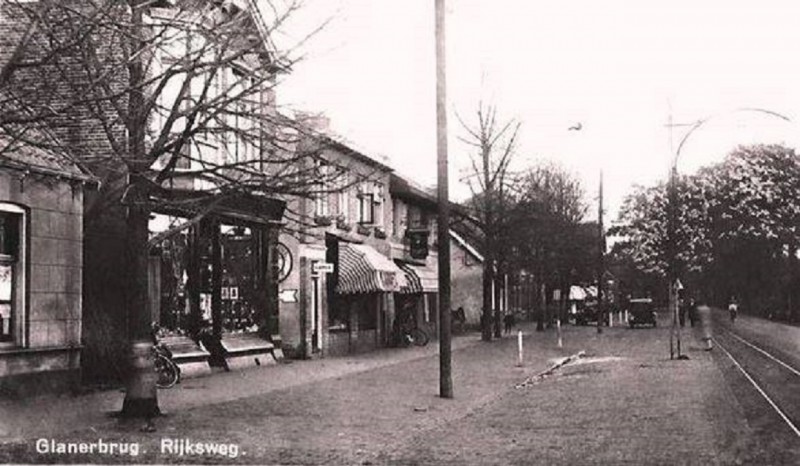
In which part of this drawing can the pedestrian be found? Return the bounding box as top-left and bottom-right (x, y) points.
(696, 302), (713, 351)
(728, 296), (738, 324)
(688, 298), (697, 327)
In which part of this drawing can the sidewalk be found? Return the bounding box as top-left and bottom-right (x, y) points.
(0, 327), (489, 442)
(1, 319), (760, 464)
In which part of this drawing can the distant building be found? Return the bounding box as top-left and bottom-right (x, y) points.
(449, 229), (484, 326)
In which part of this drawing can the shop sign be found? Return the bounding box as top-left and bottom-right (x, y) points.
(312, 262), (335, 274)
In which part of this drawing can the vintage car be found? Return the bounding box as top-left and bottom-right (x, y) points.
(628, 298), (657, 328)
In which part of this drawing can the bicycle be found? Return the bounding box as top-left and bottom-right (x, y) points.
(153, 343), (180, 388)
(151, 323), (180, 389)
(398, 326), (429, 347)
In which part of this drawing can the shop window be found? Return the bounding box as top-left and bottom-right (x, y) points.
(0, 205), (24, 346)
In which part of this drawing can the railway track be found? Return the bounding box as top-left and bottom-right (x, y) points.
(712, 321), (800, 447)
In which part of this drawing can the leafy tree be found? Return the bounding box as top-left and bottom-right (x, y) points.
(507, 161), (588, 328)
(457, 102), (520, 340)
(614, 144), (800, 319)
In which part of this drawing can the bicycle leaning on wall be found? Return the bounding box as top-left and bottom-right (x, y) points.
(151, 323), (181, 389)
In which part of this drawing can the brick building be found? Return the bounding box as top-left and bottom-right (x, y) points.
(0, 142), (93, 395)
(279, 118), (403, 358)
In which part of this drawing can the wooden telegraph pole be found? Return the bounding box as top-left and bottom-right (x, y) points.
(597, 171), (605, 334)
(435, 0), (453, 399)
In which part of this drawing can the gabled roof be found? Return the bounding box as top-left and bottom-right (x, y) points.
(0, 134), (94, 182)
(449, 229), (484, 263)
(390, 173), (437, 209)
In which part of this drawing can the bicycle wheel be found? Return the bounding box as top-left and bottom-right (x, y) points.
(154, 354), (179, 389)
(410, 328), (429, 347)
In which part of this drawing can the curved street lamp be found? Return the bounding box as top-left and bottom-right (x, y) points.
(667, 107), (792, 360)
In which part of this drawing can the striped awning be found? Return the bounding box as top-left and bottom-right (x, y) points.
(336, 243), (407, 294)
(397, 261), (439, 294)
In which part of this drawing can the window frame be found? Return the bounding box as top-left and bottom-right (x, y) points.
(357, 182), (375, 225)
(0, 203), (26, 349)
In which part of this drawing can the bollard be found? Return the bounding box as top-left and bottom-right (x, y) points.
(517, 330), (524, 366)
(556, 319), (563, 348)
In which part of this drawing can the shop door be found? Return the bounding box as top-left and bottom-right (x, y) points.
(219, 224), (262, 334)
(310, 268), (322, 352)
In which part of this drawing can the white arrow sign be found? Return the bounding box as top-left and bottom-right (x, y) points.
(279, 289), (298, 303)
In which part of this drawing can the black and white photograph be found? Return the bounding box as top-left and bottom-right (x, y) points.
(1, 0), (799, 464)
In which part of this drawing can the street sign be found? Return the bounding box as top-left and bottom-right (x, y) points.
(312, 262), (335, 274)
(675, 279), (684, 290)
(279, 289), (298, 303)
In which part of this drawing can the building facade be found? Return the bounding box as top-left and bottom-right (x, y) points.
(279, 127), (403, 358)
(0, 146), (92, 395)
(449, 229), (484, 327)
(388, 174), (440, 340)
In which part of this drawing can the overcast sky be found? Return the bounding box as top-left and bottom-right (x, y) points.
(274, 0), (800, 219)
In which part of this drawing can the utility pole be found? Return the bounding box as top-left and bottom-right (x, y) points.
(597, 170), (605, 334)
(665, 105), (682, 360)
(435, 0), (453, 399)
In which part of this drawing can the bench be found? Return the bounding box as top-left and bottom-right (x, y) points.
(160, 335), (212, 378)
(220, 332), (278, 370)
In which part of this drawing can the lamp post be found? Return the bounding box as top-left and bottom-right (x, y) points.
(666, 107), (791, 360)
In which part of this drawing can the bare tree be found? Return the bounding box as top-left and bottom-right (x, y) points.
(457, 102), (521, 341)
(0, 0), (345, 417)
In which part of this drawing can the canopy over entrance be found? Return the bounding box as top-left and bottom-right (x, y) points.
(336, 243), (406, 294)
(397, 261), (438, 294)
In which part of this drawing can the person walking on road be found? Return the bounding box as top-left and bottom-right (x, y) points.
(696, 302), (713, 350)
(728, 297), (738, 324)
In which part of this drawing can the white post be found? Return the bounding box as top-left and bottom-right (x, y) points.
(556, 318), (563, 348)
(504, 274), (509, 313)
(517, 330), (523, 366)
(609, 312), (613, 327)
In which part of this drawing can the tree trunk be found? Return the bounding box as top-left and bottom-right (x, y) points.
(493, 275), (502, 338)
(481, 253), (493, 341)
(120, 0), (159, 419)
(120, 196), (160, 418)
